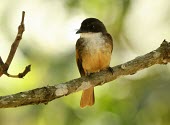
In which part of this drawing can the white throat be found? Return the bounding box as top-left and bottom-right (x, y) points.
(80, 32), (105, 52)
(80, 32), (102, 38)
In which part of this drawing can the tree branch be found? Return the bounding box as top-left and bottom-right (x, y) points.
(0, 11), (31, 78)
(0, 40), (169, 108)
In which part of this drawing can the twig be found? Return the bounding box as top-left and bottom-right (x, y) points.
(5, 11), (25, 66)
(0, 40), (169, 108)
(5, 65), (31, 78)
(0, 11), (31, 78)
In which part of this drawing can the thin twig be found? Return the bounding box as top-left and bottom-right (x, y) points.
(5, 11), (25, 67)
(0, 11), (31, 78)
(5, 65), (31, 78)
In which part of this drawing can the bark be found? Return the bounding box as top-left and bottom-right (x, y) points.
(0, 40), (169, 108)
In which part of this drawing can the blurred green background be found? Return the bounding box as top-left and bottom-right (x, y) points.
(0, 0), (170, 125)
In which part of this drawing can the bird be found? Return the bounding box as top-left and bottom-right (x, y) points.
(75, 18), (113, 108)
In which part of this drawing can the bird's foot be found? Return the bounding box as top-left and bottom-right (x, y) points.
(108, 67), (114, 75)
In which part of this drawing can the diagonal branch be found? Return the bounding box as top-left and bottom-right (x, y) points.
(5, 11), (25, 67)
(0, 11), (31, 78)
(0, 40), (170, 108)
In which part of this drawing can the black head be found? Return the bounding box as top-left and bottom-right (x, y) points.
(76, 18), (107, 34)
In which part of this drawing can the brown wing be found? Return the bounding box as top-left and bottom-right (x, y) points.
(76, 38), (95, 108)
(76, 38), (85, 76)
(104, 33), (113, 52)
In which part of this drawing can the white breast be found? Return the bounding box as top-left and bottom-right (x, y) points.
(80, 33), (105, 52)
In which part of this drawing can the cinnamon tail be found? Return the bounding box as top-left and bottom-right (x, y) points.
(80, 87), (95, 108)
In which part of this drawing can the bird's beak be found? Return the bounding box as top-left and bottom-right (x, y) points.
(76, 29), (81, 34)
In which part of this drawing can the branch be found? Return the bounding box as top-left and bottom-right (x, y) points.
(0, 11), (31, 78)
(0, 40), (170, 108)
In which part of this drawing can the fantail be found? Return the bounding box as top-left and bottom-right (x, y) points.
(76, 18), (113, 108)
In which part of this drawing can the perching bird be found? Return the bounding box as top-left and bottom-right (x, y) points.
(76, 18), (113, 108)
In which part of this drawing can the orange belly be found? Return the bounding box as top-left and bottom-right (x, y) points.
(82, 50), (111, 73)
